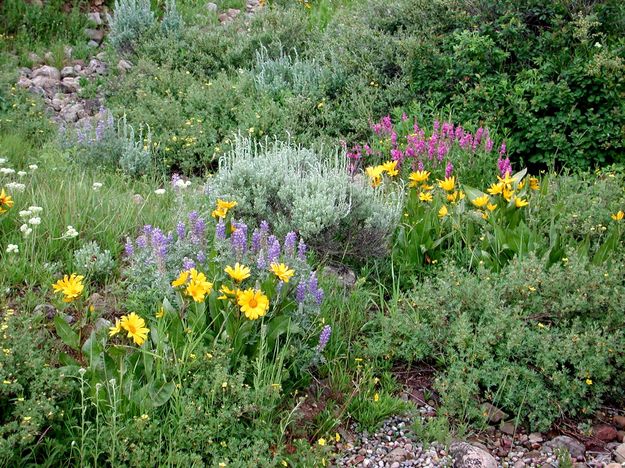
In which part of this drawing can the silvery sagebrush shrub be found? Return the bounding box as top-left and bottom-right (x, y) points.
(254, 44), (326, 96)
(160, 0), (184, 38)
(59, 109), (152, 177)
(73, 241), (115, 284)
(209, 137), (402, 261)
(106, 0), (155, 52)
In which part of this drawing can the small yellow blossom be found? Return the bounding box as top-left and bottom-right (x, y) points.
(225, 263), (251, 282)
(586, 379), (592, 385)
(270, 263), (295, 283)
(419, 192), (433, 203)
(438, 205), (448, 218)
(374, 393), (380, 402)
(514, 197), (529, 208)
(318, 438), (326, 446)
(437, 176), (455, 192)
(472, 194), (490, 208)
(611, 210), (624, 221)
(408, 170), (430, 187)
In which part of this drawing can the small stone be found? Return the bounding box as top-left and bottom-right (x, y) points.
(60, 103), (85, 123)
(616, 443), (625, 463)
(88, 59), (107, 75)
(117, 59), (133, 73)
(88, 40), (99, 48)
(61, 77), (80, 93)
(132, 194), (145, 205)
(17, 77), (32, 88)
(528, 433), (543, 444)
(500, 421), (516, 436)
(450, 442), (498, 468)
(85, 28), (105, 43)
(33, 303), (57, 319)
(593, 424), (618, 442)
(61, 66), (76, 78)
(206, 2), (217, 12)
(606, 464), (622, 468)
(617, 430), (625, 443)
(87, 12), (103, 25)
(94, 317), (112, 333)
(385, 447), (410, 463)
(542, 436), (585, 460)
(32, 65), (61, 81)
(390, 463), (400, 468)
(614, 416), (625, 429)
(31, 76), (59, 93)
(51, 98), (64, 111)
(481, 403), (508, 424)
(218, 12), (229, 22)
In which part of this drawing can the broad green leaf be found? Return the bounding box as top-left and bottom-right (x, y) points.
(54, 315), (80, 350)
(149, 380), (176, 407)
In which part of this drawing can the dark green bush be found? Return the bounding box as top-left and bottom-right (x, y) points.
(366, 252), (625, 431)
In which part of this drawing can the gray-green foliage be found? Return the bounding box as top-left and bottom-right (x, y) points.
(107, 0), (155, 51)
(73, 241), (115, 283)
(210, 137), (402, 261)
(254, 44), (326, 96)
(118, 115), (152, 177)
(161, 0), (184, 37)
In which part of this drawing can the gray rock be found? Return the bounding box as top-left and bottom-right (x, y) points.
(51, 98), (64, 111)
(450, 442), (498, 468)
(18, 67), (32, 77)
(542, 436), (586, 460)
(61, 66), (76, 78)
(61, 77), (80, 93)
(615, 443), (625, 463)
(87, 40), (99, 48)
(481, 403), (508, 424)
(94, 317), (112, 333)
(500, 421), (516, 436)
(60, 103), (85, 123)
(606, 464), (622, 468)
(17, 77), (33, 88)
(28, 52), (42, 64)
(528, 432), (543, 443)
(31, 75), (59, 92)
(87, 59), (107, 75)
(323, 265), (357, 288)
(87, 12), (103, 25)
(32, 65), (61, 81)
(85, 28), (105, 43)
(96, 52), (107, 61)
(206, 2), (217, 12)
(117, 59), (133, 73)
(384, 447), (410, 463)
(33, 303), (57, 319)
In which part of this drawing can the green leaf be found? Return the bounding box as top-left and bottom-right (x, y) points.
(148, 380), (176, 407)
(58, 352), (80, 367)
(592, 229), (619, 265)
(54, 315), (80, 350)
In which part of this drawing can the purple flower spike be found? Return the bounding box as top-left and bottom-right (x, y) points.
(124, 238), (134, 257)
(231, 221), (248, 256)
(257, 252), (267, 270)
(284, 232), (297, 257)
(295, 281), (307, 303)
(297, 238), (307, 261)
(445, 161), (454, 179)
(176, 221), (186, 240)
(196, 251), (206, 264)
(251, 228), (262, 253)
(136, 235), (148, 249)
(308, 272), (324, 305)
(182, 257), (195, 270)
(216, 219), (226, 240)
(317, 325), (332, 352)
(267, 236), (280, 264)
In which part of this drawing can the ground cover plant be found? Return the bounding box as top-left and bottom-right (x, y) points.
(1, 0), (625, 466)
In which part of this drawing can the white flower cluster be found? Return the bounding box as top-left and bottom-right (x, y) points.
(19, 206), (43, 237)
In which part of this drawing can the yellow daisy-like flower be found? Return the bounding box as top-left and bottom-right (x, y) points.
(497, 172), (515, 185)
(514, 197), (529, 208)
(408, 170), (430, 187)
(155, 307), (165, 318)
(217, 199), (237, 211)
(586, 378), (592, 385)
(109, 319), (122, 337)
(529, 177), (540, 191)
(486, 203), (497, 212)
(171, 270), (190, 287)
(419, 191), (433, 203)
(365, 166), (384, 188)
(52, 274), (85, 303)
(373, 393), (380, 402)
(224, 263), (251, 282)
(120, 313), (150, 346)
(0, 189), (14, 213)
(611, 210), (624, 221)
(317, 438), (326, 446)
(502, 188), (514, 202)
(270, 263), (295, 283)
(237, 288), (270, 320)
(437, 176), (455, 192)
(472, 194), (490, 208)
(487, 182), (504, 195)
(211, 207), (228, 218)
(217, 285), (239, 300)
(381, 161), (398, 177)
(438, 205), (448, 218)
(184, 269), (213, 303)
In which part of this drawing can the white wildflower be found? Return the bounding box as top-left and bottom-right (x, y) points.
(6, 182), (25, 192)
(0, 158), (6, 164)
(92, 182), (103, 191)
(64, 226), (79, 238)
(154, 188), (166, 195)
(0, 168), (15, 175)
(19, 210), (32, 218)
(17, 171), (27, 177)
(29, 164), (38, 171)
(28, 217), (41, 225)
(6, 244), (19, 254)
(20, 224), (32, 237)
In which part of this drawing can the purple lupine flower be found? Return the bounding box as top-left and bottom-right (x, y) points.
(317, 325), (332, 352)
(95, 118), (105, 142)
(251, 228), (262, 253)
(284, 232), (297, 257)
(256, 252), (267, 270)
(188, 211), (198, 225)
(143, 224), (154, 237)
(216, 219), (226, 240)
(192, 216), (206, 244)
(182, 257), (195, 270)
(295, 281), (307, 303)
(151, 228), (168, 258)
(136, 235), (148, 249)
(267, 236), (280, 264)
(176, 221), (186, 240)
(485, 137), (494, 152)
(231, 221), (248, 256)
(196, 251), (206, 264)
(308, 273), (324, 305)
(124, 239), (134, 257)
(260, 220), (270, 237)
(297, 238), (307, 261)
(445, 161), (454, 178)
(171, 173), (182, 189)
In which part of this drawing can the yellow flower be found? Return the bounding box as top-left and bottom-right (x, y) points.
(224, 263), (251, 282)
(185, 279), (213, 303)
(529, 177), (540, 191)
(171, 270), (190, 287)
(487, 182), (504, 196)
(438, 205), (448, 218)
(109, 319), (122, 337)
(471, 194), (490, 208)
(497, 172), (515, 185)
(514, 197), (529, 208)
(217, 199), (237, 211)
(270, 263), (295, 283)
(120, 313), (150, 346)
(335, 433), (341, 442)
(237, 288), (270, 320)
(52, 274), (85, 303)
(217, 285), (239, 300)
(381, 161), (398, 177)
(365, 166), (384, 188)
(481, 211), (489, 220)
(518, 179), (526, 189)
(0, 189), (14, 212)
(611, 210), (624, 221)
(155, 307), (164, 318)
(437, 176), (455, 192)
(586, 378), (592, 385)
(502, 188), (514, 202)
(374, 393), (380, 402)
(317, 438), (326, 446)
(486, 203), (497, 212)
(211, 207), (228, 218)
(408, 170), (430, 187)
(419, 191), (433, 203)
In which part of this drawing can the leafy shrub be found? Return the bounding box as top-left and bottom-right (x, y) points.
(160, 0), (184, 38)
(366, 253), (625, 431)
(60, 110), (152, 177)
(210, 137), (402, 261)
(107, 0), (156, 52)
(0, 308), (77, 466)
(73, 241), (115, 284)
